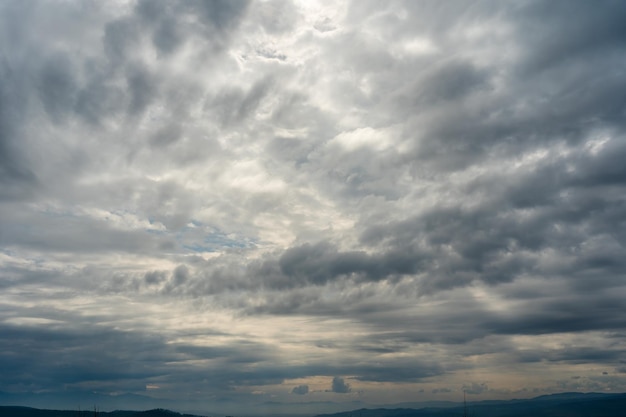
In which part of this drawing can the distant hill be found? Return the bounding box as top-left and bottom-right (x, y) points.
(3, 393), (626, 417)
(314, 392), (626, 417)
(0, 406), (205, 417)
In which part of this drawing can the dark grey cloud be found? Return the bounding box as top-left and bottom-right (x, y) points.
(0, 323), (165, 392)
(331, 377), (351, 394)
(0, 317), (289, 396)
(126, 65), (159, 116)
(400, 59), (489, 108)
(152, 16), (184, 56)
(182, 0), (251, 31)
(75, 74), (126, 126)
(135, 0), (250, 55)
(37, 53), (79, 123)
(206, 76), (275, 127)
(103, 17), (141, 65)
(292, 385), (309, 395)
(0, 51), (38, 200)
(464, 383), (488, 395)
(484, 293), (626, 337)
(514, 0), (626, 75)
(275, 241), (423, 286)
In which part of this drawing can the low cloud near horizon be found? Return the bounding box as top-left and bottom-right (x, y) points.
(1, 0), (626, 413)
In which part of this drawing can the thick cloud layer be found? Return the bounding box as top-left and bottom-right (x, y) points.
(1, 0), (626, 414)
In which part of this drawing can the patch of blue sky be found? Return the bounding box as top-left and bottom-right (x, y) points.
(145, 228), (168, 236)
(178, 222), (256, 253)
(182, 235), (255, 253)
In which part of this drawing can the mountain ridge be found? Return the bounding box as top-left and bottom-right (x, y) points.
(0, 406), (207, 417)
(314, 392), (626, 417)
(2, 392), (626, 417)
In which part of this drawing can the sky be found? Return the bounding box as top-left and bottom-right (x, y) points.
(1, 0), (626, 415)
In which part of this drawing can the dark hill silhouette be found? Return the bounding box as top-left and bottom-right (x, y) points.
(3, 393), (626, 417)
(0, 406), (206, 417)
(314, 392), (626, 417)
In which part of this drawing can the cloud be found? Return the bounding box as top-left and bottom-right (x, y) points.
(464, 383), (488, 395)
(291, 385), (309, 395)
(276, 241), (422, 286)
(330, 377), (351, 394)
(431, 388), (452, 394)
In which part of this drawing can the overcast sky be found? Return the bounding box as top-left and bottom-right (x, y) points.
(2, 0), (626, 414)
